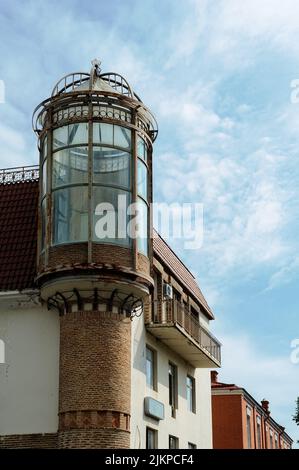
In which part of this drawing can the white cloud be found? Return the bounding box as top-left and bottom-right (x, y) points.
(157, 138), (291, 276)
(164, 0), (299, 71)
(266, 257), (299, 291)
(0, 122), (35, 168)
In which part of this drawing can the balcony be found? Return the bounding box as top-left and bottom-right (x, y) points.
(145, 299), (221, 368)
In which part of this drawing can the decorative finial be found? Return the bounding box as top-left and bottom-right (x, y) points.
(91, 58), (101, 75)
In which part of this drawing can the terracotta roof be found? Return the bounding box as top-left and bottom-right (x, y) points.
(153, 230), (214, 319)
(0, 180), (38, 291)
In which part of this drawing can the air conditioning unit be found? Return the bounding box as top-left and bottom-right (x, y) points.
(163, 283), (173, 300)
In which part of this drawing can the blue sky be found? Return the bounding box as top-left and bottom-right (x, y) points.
(0, 0), (298, 445)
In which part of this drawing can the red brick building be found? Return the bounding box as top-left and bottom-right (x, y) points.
(211, 372), (293, 449)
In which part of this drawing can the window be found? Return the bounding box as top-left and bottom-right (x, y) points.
(256, 415), (262, 449)
(169, 435), (179, 449)
(186, 375), (196, 413)
(93, 187), (131, 246)
(42, 159), (47, 196)
(114, 125), (131, 149)
(93, 147), (130, 189)
(188, 442), (197, 449)
(269, 429), (273, 449)
(93, 122), (113, 145)
(146, 427), (157, 449)
(53, 187), (88, 244)
(53, 123), (88, 149)
(190, 306), (199, 320)
(275, 434), (278, 449)
(51, 122), (134, 249)
(136, 198), (148, 256)
(136, 134), (149, 257)
(169, 362), (178, 417)
(246, 406), (252, 449)
(137, 159), (148, 200)
(53, 146), (88, 187)
(137, 135), (147, 161)
(146, 346), (156, 390)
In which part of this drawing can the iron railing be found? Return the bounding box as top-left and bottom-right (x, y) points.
(0, 165), (39, 184)
(148, 299), (221, 363)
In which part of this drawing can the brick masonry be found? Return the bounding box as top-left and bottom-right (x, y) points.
(58, 310), (131, 448)
(212, 394), (244, 449)
(58, 429), (130, 449)
(0, 433), (57, 449)
(48, 243), (88, 267)
(39, 244), (150, 279)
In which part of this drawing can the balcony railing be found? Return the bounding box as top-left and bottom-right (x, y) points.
(146, 299), (221, 366)
(0, 166), (39, 184)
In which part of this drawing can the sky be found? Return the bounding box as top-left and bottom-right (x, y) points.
(0, 0), (298, 446)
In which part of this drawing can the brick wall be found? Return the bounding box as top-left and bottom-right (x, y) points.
(92, 244), (133, 268)
(0, 433), (57, 448)
(40, 244), (150, 278)
(58, 310), (131, 449)
(48, 243), (88, 267)
(212, 394), (244, 449)
(58, 429), (129, 449)
(137, 253), (150, 276)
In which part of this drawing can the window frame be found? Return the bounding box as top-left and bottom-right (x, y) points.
(246, 406), (252, 449)
(186, 375), (196, 413)
(169, 362), (178, 417)
(146, 427), (157, 449)
(188, 442), (197, 449)
(256, 415), (262, 449)
(169, 435), (179, 449)
(146, 345), (157, 391)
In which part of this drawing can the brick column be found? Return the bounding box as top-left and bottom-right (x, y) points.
(58, 310), (131, 449)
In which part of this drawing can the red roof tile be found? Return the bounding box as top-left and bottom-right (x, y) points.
(153, 230), (214, 319)
(0, 180), (38, 291)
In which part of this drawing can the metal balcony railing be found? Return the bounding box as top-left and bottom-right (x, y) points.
(147, 299), (221, 364)
(0, 166), (39, 184)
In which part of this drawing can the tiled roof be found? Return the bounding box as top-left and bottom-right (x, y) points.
(0, 177), (214, 321)
(0, 180), (38, 291)
(153, 231), (214, 319)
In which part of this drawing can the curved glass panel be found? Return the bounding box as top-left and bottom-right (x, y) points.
(137, 136), (147, 162)
(53, 125), (68, 149)
(93, 122), (113, 145)
(138, 159), (148, 200)
(93, 146), (130, 189)
(114, 125), (131, 149)
(137, 197), (148, 256)
(69, 123), (88, 145)
(42, 160), (47, 195)
(93, 123), (131, 149)
(53, 187), (88, 244)
(53, 146), (88, 188)
(42, 135), (48, 161)
(93, 186), (131, 246)
(53, 123), (88, 149)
